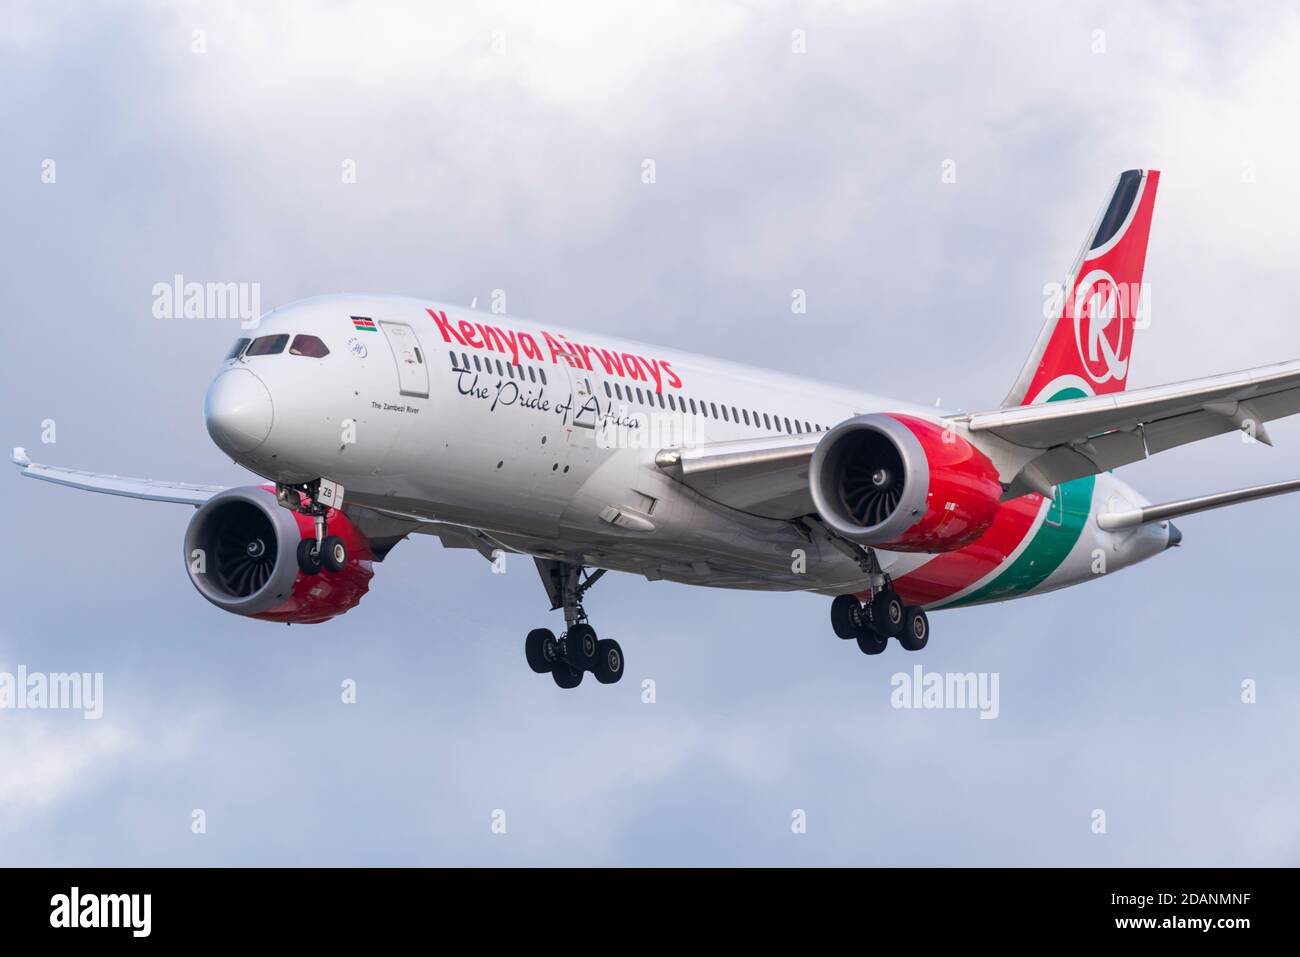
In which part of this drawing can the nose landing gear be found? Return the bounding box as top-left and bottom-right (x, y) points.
(278, 479), (349, 575)
(296, 534), (348, 574)
(527, 560), (625, 690)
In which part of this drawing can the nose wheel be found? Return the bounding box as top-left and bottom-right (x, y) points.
(830, 591), (929, 656)
(527, 560), (624, 690)
(296, 538), (324, 575)
(279, 479), (349, 576)
(294, 533), (347, 574)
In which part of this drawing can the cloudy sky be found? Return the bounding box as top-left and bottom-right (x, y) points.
(3, 0), (1300, 865)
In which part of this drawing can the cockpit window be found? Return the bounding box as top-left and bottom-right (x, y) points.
(246, 334), (289, 356)
(289, 334), (330, 358)
(225, 338), (251, 360)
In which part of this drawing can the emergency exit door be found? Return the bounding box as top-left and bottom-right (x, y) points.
(379, 321), (429, 398)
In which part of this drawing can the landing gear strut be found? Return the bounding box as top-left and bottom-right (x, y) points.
(830, 584), (929, 656)
(278, 479), (348, 575)
(526, 559), (624, 689)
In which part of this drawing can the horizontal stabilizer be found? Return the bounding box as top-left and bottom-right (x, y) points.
(1097, 477), (1300, 530)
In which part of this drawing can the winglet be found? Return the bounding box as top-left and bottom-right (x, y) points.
(12, 447), (31, 467)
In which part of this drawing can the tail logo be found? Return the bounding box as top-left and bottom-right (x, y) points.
(1071, 268), (1129, 385)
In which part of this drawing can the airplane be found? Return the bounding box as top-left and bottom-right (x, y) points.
(15, 168), (1300, 690)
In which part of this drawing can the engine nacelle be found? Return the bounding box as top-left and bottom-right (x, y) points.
(809, 413), (1002, 553)
(183, 486), (374, 624)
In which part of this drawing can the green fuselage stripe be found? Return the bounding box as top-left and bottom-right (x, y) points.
(947, 386), (1096, 607)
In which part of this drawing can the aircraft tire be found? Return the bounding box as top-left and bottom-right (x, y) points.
(565, 623), (599, 669)
(593, 639), (624, 684)
(296, 538), (323, 575)
(898, 607), (930, 652)
(872, 590), (906, 638)
(525, 628), (557, 674)
(856, 627), (888, 656)
(321, 535), (347, 572)
(552, 663), (583, 689)
(831, 595), (864, 640)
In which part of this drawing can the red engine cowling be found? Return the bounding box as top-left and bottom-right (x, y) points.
(183, 486), (374, 624)
(808, 413), (1002, 553)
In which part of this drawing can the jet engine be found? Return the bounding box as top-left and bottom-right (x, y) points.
(808, 413), (1003, 552)
(183, 486), (374, 624)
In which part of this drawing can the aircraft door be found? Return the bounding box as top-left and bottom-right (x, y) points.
(569, 370), (601, 430)
(379, 321), (429, 398)
(559, 364), (601, 476)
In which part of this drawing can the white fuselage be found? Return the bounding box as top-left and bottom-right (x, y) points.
(203, 294), (1172, 608)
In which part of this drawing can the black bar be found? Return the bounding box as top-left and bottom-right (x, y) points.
(0, 867), (1282, 942)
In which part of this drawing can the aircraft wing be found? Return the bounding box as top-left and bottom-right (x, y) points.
(11, 447), (225, 505)
(654, 358), (1300, 520)
(9, 447), (493, 562)
(654, 433), (820, 519)
(962, 358), (1300, 492)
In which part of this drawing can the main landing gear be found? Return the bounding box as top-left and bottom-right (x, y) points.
(526, 559), (625, 690)
(830, 586), (929, 655)
(278, 479), (349, 576)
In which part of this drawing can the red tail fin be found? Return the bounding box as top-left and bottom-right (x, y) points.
(1004, 169), (1159, 406)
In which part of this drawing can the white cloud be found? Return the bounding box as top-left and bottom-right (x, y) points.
(0, 718), (133, 814)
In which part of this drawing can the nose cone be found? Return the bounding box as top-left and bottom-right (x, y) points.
(205, 369), (273, 454)
(1166, 521), (1183, 548)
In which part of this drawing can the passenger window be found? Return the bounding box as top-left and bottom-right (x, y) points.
(603, 381), (612, 398)
(763, 413), (771, 430)
(226, 338), (251, 360)
(290, 334), (330, 358)
(689, 398), (698, 414)
(710, 402), (719, 418)
(473, 356), (482, 371)
(784, 417), (793, 433)
(539, 369), (547, 385)
(246, 334), (289, 356)
(742, 409), (750, 426)
(528, 367), (536, 383)
(721, 405), (730, 422)
(636, 388), (644, 404)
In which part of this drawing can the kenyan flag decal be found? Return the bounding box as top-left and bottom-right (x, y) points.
(352, 316), (378, 332)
